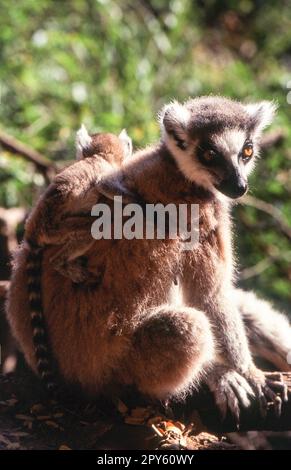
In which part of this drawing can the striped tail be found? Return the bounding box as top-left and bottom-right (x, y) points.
(26, 243), (58, 395)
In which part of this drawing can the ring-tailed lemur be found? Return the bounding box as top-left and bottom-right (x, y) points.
(7, 97), (291, 422)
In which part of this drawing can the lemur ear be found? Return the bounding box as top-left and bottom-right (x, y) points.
(244, 101), (277, 134)
(119, 129), (133, 159)
(159, 101), (191, 150)
(75, 124), (93, 160)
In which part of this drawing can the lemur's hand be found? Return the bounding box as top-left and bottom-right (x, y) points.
(206, 365), (288, 424)
(206, 365), (255, 424)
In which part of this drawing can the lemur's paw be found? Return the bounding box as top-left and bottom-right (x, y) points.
(53, 258), (90, 283)
(68, 267), (89, 283)
(206, 365), (255, 424)
(244, 367), (288, 417)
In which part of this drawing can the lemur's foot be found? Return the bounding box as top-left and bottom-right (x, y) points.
(206, 365), (254, 424)
(244, 368), (288, 418)
(52, 257), (91, 283)
(206, 365), (288, 423)
(265, 372), (288, 401)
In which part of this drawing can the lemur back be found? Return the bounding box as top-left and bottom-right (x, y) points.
(24, 128), (132, 393)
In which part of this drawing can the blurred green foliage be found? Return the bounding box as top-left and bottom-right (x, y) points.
(0, 0), (290, 307)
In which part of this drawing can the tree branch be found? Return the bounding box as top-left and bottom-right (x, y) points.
(180, 373), (291, 433)
(0, 129), (57, 183)
(242, 194), (291, 241)
(240, 249), (291, 280)
(260, 129), (285, 151)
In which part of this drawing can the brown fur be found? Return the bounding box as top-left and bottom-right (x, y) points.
(7, 142), (217, 397)
(25, 134), (125, 249)
(12, 133), (131, 392)
(6, 98), (290, 413)
(25, 132), (133, 281)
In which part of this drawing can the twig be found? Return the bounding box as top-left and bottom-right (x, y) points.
(260, 129), (285, 151)
(240, 258), (272, 280)
(242, 194), (291, 240)
(240, 250), (291, 280)
(0, 129), (57, 183)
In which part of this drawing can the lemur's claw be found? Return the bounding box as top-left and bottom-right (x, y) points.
(246, 368), (287, 417)
(207, 366), (288, 421)
(265, 372), (288, 402)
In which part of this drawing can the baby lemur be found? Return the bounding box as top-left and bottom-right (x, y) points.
(7, 97), (291, 421)
(20, 127), (132, 391)
(25, 126), (132, 282)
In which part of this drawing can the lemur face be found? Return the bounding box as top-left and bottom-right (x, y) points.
(196, 129), (253, 198)
(160, 96), (276, 199)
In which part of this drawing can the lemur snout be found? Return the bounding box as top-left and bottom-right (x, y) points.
(215, 172), (248, 199)
(236, 180), (248, 197)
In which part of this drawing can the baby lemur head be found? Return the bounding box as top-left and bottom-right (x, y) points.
(160, 96), (276, 199)
(75, 125), (132, 165)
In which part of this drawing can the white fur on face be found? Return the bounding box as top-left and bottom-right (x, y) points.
(163, 126), (258, 194)
(213, 129), (246, 159)
(160, 102), (217, 191)
(159, 98), (270, 193)
(163, 134), (216, 190)
(75, 124), (92, 160)
(213, 129), (257, 176)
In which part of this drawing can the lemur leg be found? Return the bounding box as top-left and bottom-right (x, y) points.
(49, 237), (95, 282)
(50, 221), (94, 283)
(235, 289), (291, 371)
(30, 215), (92, 247)
(47, 216), (95, 282)
(180, 252), (288, 419)
(126, 305), (214, 399)
(25, 156), (113, 245)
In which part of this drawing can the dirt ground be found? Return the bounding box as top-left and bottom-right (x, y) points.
(1, 366), (291, 450)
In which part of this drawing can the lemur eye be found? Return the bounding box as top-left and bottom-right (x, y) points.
(203, 149), (217, 161)
(242, 143), (253, 161)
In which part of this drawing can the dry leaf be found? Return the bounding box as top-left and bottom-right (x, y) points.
(124, 416), (145, 425)
(174, 421), (185, 432)
(24, 421), (33, 430)
(147, 416), (164, 426)
(30, 404), (46, 415)
(151, 424), (164, 437)
(131, 407), (151, 420)
(45, 421), (60, 429)
(116, 400), (128, 415)
(6, 399), (18, 406)
(36, 415), (52, 421)
(7, 442), (21, 450)
(59, 445), (72, 450)
(9, 431), (29, 437)
(0, 435), (11, 446)
(15, 414), (34, 421)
